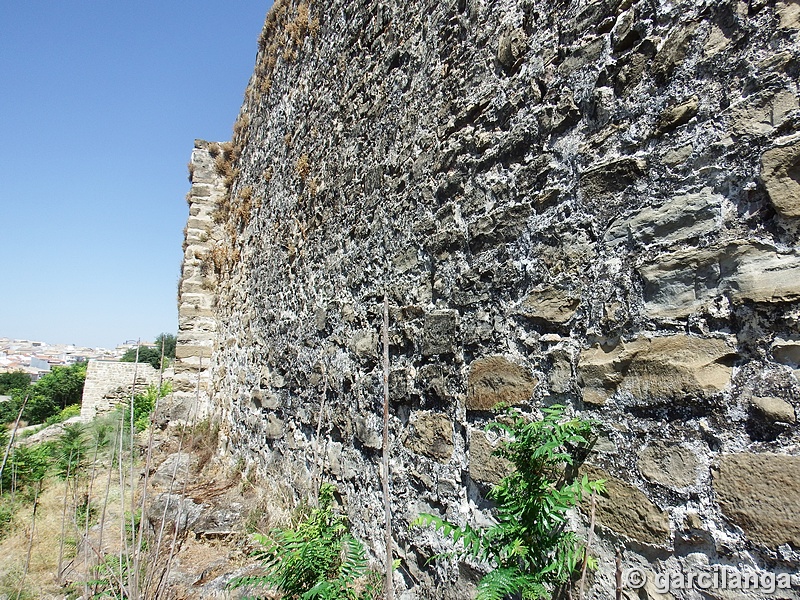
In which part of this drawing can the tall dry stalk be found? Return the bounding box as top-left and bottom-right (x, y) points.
(16, 479), (41, 600)
(381, 293), (394, 600)
(131, 342), (166, 598)
(157, 359), (203, 598)
(0, 393), (29, 494)
(57, 449), (75, 584)
(82, 430), (102, 598)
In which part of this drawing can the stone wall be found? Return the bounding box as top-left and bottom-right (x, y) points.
(196, 0), (800, 597)
(173, 140), (226, 420)
(80, 360), (161, 420)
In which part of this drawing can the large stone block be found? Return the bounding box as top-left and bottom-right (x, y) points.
(729, 90), (798, 137)
(582, 466), (671, 546)
(640, 242), (800, 318)
(604, 188), (721, 249)
(761, 137), (800, 219)
(422, 310), (459, 356)
(467, 356), (537, 410)
(578, 335), (734, 406)
(712, 453), (800, 548)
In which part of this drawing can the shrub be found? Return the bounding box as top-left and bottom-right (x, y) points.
(229, 483), (381, 599)
(124, 382), (171, 432)
(414, 405), (605, 600)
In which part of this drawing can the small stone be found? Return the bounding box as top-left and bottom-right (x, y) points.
(404, 411), (454, 462)
(776, 1), (800, 29)
(350, 329), (378, 359)
(580, 157), (646, 197)
(655, 95), (699, 134)
(750, 396), (796, 423)
(497, 28), (526, 69)
(467, 356), (537, 410)
(517, 287), (580, 324)
(772, 338), (800, 366)
(637, 443), (700, 488)
(354, 416), (382, 449)
(264, 413), (284, 439)
(662, 144), (693, 166)
(422, 310), (459, 356)
(468, 428), (513, 484)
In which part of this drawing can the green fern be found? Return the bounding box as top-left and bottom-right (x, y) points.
(229, 483), (381, 600)
(414, 404), (605, 599)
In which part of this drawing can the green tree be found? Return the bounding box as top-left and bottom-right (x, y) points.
(0, 371), (30, 395)
(155, 333), (177, 361)
(414, 405), (605, 600)
(120, 346), (162, 370)
(32, 363), (87, 410)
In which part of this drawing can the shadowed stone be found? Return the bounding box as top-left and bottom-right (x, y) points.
(656, 95), (699, 134)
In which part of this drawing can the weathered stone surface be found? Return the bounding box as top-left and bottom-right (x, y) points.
(496, 28), (526, 69)
(604, 188), (721, 249)
(713, 453), (800, 548)
(468, 203), (532, 252)
(583, 466), (671, 545)
(777, 0), (800, 29)
(772, 338), (800, 366)
(517, 288), (580, 324)
(404, 411), (453, 462)
(264, 413), (284, 439)
(750, 396), (796, 423)
(579, 335), (734, 406)
(422, 310), (458, 356)
(637, 443), (700, 489)
(640, 242), (800, 318)
(656, 95), (699, 134)
(761, 137), (800, 219)
(467, 356), (537, 410)
(147, 493), (204, 536)
(468, 428), (512, 484)
(186, 0), (800, 595)
(580, 157), (646, 197)
(350, 329), (378, 359)
(729, 90), (798, 137)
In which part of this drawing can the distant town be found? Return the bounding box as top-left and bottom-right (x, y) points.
(0, 337), (153, 381)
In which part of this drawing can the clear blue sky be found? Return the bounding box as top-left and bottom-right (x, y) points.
(0, 1), (272, 348)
